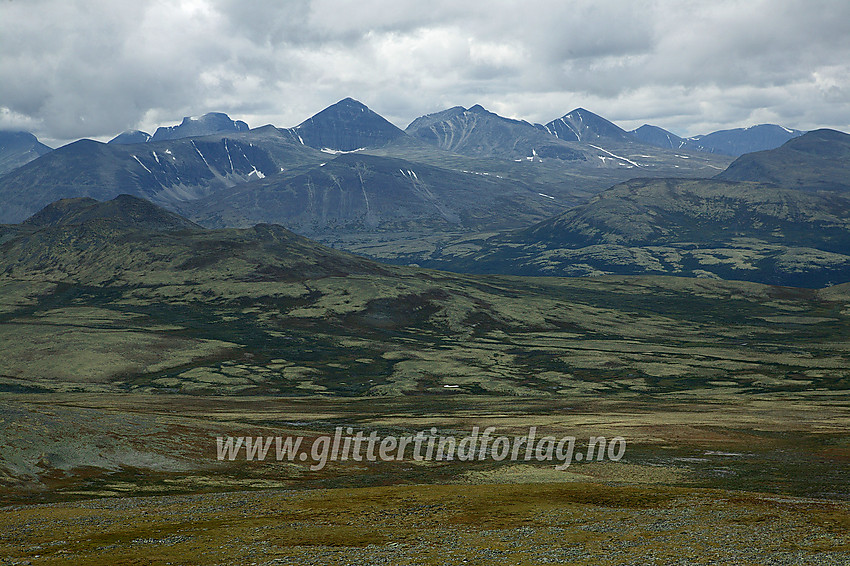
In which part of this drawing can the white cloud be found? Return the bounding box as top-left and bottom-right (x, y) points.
(1, 0), (848, 144)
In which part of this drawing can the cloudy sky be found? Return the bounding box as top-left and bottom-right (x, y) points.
(2, 0), (849, 146)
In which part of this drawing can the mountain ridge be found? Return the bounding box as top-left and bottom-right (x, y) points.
(631, 123), (806, 156)
(150, 112), (250, 142)
(0, 130), (53, 175)
(0, 98), (734, 244)
(0, 128), (326, 224)
(398, 129), (850, 287)
(716, 128), (850, 191)
(0, 194), (384, 286)
(404, 104), (588, 161)
(23, 194), (201, 232)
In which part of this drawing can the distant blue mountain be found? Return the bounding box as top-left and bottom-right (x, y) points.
(150, 112), (249, 142)
(630, 123), (805, 156)
(0, 130), (52, 175)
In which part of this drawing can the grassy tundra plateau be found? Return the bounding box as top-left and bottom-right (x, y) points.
(0, 194), (848, 564)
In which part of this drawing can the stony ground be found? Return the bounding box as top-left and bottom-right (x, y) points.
(1, 483), (849, 565)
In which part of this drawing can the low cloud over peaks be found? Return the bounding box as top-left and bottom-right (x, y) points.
(1, 0), (849, 145)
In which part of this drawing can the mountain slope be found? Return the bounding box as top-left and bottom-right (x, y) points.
(0, 130), (52, 175)
(415, 177), (850, 287)
(4, 195), (850, 505)
(0, 127), (326, 224)
(402, 128), (850, 287)
(524, 178), (850, 250)
(716, 129), (850, 191)
(289, 98), (406, 151)
(630, 125), (685, 150)
(185, 152), (564, 233)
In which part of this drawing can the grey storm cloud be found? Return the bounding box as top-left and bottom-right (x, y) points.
(1, 0), (849, 146)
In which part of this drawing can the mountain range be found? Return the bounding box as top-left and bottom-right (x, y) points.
(0, 98), (732, 230)
(0, 126), (323, 224)
(2, 98), (847, 288)
(0, 100), (806, 180)
(410, 129), (850, 287)
(4, 119), (850, 540)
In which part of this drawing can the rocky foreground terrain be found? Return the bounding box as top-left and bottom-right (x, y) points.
(3, 481), (849, 565)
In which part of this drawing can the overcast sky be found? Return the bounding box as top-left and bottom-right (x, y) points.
(2, 0), (849, 146)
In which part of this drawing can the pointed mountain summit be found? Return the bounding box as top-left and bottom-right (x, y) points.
(150, 112), (249, 142)
(23, 194), (201, 232)
(0, 130), (52, 175)
(716, 128), (850, 191)
(109, 130), (152, 145)
(405, 104), (584, 161)
(291, 98), (405, 152)
(542, 108), (634, 143)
